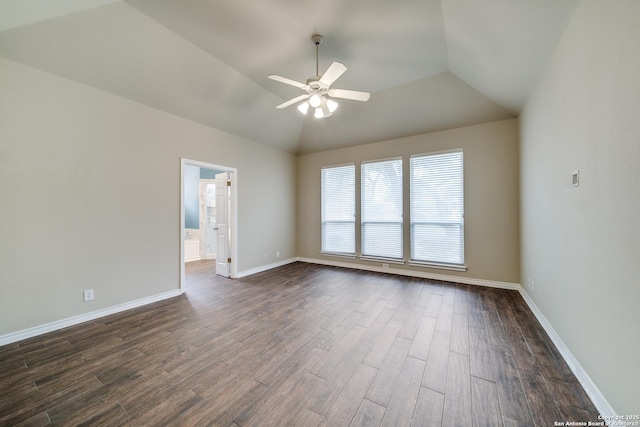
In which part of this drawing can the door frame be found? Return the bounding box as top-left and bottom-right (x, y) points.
(180, 158), (238, 293)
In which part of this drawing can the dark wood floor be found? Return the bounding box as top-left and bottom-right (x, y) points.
(1, 261), (599, 426)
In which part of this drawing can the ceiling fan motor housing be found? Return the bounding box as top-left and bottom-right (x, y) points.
(306, 77), (329, 96)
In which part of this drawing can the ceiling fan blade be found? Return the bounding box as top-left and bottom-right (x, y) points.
(268, 74), (309, 90)
(276, 94), (310, 109)
(328, 88), (370, 102)
(319, 62), (347, 86)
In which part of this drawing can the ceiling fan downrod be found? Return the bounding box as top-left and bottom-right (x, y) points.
(312, 34), (323, 77)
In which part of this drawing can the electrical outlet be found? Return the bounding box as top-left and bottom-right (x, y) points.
(276, 251), (280, 258)
(83, 289), (94, 302)
(382, 263), (389, 269)
(531, 280), (535, 292)
(263, 253), (268, 258)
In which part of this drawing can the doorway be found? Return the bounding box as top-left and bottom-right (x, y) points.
(180, 158), (237, 294)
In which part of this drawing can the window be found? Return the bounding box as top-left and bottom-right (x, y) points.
(361, 158), (403, 260)
(321, 164), (355, 255)
(410, 150), (464, 266)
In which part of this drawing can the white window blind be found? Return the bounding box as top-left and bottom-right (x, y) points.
(321, 164), (355, 255)
(361, 158), (403, 260)
(410, 151), (464, 266)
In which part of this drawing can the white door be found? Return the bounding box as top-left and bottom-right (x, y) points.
(204, 183), (217, 258)
(215, 172), (230, 277)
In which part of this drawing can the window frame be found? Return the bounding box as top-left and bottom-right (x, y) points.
(319, 149), (466, 273)
(409, 149), (466, 270)
(360, 157), (404, 262)
(320, 163), (356, 257)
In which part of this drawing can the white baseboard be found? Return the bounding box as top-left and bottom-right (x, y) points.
(517, 289), (616, 417)
(296, 256), (521, 290)
(0, 289), (182, 347)
(236, 257), (298, 278)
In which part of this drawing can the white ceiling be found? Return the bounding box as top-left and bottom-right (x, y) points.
(0, 0), (580, 154)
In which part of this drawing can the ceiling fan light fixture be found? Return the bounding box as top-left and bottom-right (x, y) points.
(314, 107), (324, 119)
(326, 99), (339, 113)
(297, 101), (310, 115)
(309, 94), (322, 108)
(319, 99), (333, 118)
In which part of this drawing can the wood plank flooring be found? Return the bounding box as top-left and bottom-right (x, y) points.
(0, 261), (601, 426)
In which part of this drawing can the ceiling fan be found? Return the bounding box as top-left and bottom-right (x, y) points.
(268, 35), (370, 119)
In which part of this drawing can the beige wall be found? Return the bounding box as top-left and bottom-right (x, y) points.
(0, 58), (296, 336)
(297, 119), (520, 284)
(520, 0), (640, 414)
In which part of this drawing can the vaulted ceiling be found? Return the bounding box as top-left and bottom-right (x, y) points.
(0, 0), (579, 154)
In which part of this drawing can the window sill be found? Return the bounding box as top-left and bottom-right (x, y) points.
(408, 261), (468, 272)
(319, 252), (357, 259)
(359, 256), (405, 265)
(317, 254), (466, 273)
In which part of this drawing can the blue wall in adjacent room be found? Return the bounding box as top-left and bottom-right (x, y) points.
(184, 164), (200, 229)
